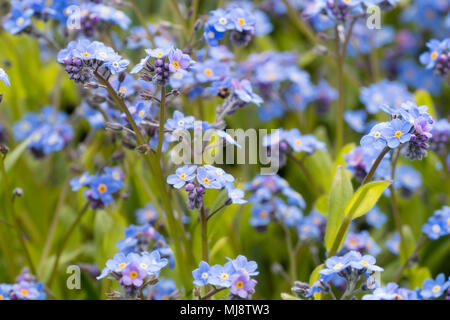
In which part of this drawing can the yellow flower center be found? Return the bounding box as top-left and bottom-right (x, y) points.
(236, 281), (244, 289)
(260, 210), (268, 218)
(97, 184), (108, 194)
(361, 261), (369, 266)
(82, 52), (91, 57)
(203, 177), (210, 185)
(295, 139), (302, 146)
(394, 131), (403, 138)
(118, 87), (127, 95)
(156, 52), (163, 57)
(374, 132), (381, 139)
(119, 263), (127, 269)
(179, 173), (187, 180)
(138, 110), (145, 117)
(221, 273), (229, 280)
(0, 295), (3, 300)
(432, 285), (441, 293)
(130, 271), (138, 279)
(172, 61), (180, 69)
(204, 68), (213, 76)
(333, 263), (343, 270)
(16, 17), (24, 26)
(238, 18), (245, 26)
(431, 51), (438, 60)
(21, 289), (29, 296)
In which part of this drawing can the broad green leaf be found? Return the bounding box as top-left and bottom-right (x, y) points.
(325, 166), (353, 251)
(344, 180), (391, 219)
(314, 194), (328, 215)
(414, 90), (436, 118)
(304, 150), (333, 193)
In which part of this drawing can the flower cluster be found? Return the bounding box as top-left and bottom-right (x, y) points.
(167, 165), (246, 210)
(245, 174), (326, 238)
(131, 47), (194, 86)
(360, 101), (435, 160)
(343, 230), (381, 256)
(192, 255), (258, 299)
(430, 119), (450, 155)
(115, 223), (175, 268)
(58, 39), (129, 83)
(0, 268), (46, 300)
(2, 0), (130, 36)
(360, 80), (413, 114)
(422, 206), (449, 240)
(13, 106), (73, 157)
(294, 251), (383, 300)
(70, 167), (124, 209)
(420, 38), (450, 77)
(362, 273), (450, 300)
(204, 4), (257, 47)
(97, 250), (168, 299)
(263, 128), (326, 167)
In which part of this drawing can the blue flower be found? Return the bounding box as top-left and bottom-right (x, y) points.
(0, 68), (10, 87)
(225, 185), (247, 205)
(422, 206), (449, 240)
(196, 166), (222, 189)
(420, 273), (449, 299)
(385, 232), (400, 255)
(10, 281), (46, 300)
(208, 8), (235, 32)
(208, 262), (235, 287)
(70, 172), (92, 192)
(165, 111), (195, 131)
(203, 165), (235, 187)
(97, 252), (129, 280)
(3, 5), (33, 35)
(344, 110), (367, 133)
(151, 278), (177, 300)
(227, 255), (259, 277)
(167, 165), (197, 189)
(381, 118), (413, 148)
(366, 206), (387, 228)
(229, 7), (256, 33)
(231, 79), (263, 106)
(394, 165), (422, 192)
(420, 39), (446, 69)
(192, 261), (211, 286)
(135, 203), (159, 225)
(0, 283), (12, 300)
(250, 203), (272, 227)
(360, 122), (389, 151)
(203, 22), (225, 46)
(104, 58), (130, 75)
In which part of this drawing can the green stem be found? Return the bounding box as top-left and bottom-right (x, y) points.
(335, 25), (344, 152)
(169, 0), (188, 31)
(47, 201), (90, 286)
(361, 146), (391, 185)
(200, 206), (209, 263)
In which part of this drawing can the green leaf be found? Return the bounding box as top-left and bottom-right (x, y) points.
(344, 180), (391, 219)
(400, 225), (416, 264)
(324, 166), (353, 251)
(414, 89), (436, 118)
(314, 194), (328, 215)
(4, 138), (31, 172)
(209, 237), (228, 260)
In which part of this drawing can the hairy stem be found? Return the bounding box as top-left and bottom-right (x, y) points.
(200, 206), (209, 263)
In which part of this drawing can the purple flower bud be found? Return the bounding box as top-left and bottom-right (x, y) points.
(185, 183), (195, 192)
(155, 59), (164, 67)
(196, 186), (205, 195)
